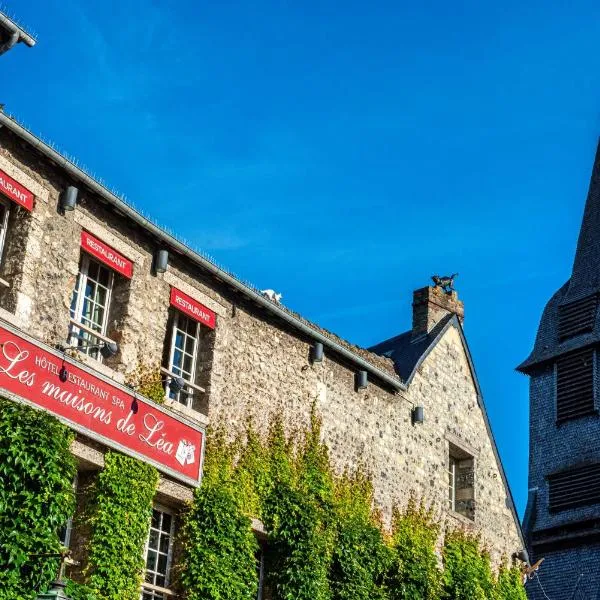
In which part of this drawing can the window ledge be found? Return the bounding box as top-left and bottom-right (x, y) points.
(72, 352), (125, 384)
(447, 509), (475, 527)
(163, 397), (209, 426)
(142, 583), (177, 597)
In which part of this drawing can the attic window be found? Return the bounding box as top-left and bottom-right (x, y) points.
(558, 295), (598, 341)
(549, 463), (600, 512)
(556, 348), (596, 423)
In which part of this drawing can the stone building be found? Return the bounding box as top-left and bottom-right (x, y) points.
(0, 13), (524, 597)
(519, 140), (600, 600)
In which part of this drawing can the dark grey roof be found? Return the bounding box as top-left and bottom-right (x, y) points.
(369, 314), (454, 382)
(518, 139), (600, 373)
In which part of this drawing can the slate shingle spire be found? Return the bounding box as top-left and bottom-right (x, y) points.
(566, 140), (600, 301)
(518, 138), (600, 372)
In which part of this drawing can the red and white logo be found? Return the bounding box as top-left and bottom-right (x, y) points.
(0, 169), (34, 211)
(81, 231), (133, 279)
(170, 288), (216, 329)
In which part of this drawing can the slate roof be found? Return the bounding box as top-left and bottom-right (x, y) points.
(369, 313), (455, 382)
(518, 139), (600, 373)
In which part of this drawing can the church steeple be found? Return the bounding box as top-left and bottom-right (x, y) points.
(565, 139), (600, 301)
(518, 138), (600, 372)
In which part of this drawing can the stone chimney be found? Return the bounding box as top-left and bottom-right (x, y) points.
(412, 286), (464, 338)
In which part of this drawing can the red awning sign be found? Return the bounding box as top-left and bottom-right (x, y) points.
(170, 288), (216, 329)
(0, 323), (204, 485)
(81, 231), (133, 279)
(0, 168), (34, 211)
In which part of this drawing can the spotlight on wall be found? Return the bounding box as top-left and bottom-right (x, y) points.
(168, 376), (186, 394)
(356, 370), (368, 391)
(100, 341), (119, 359)
(60, 186), (79, 213)
(154, 249), (169, 274)
(59, 366), (69, 382)
(412, 405), (425, 425)
(310, 342), (324, 363)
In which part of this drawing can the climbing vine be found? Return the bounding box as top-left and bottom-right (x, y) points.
(0, 397), (527, 600)
(0, 398), (76, 600)
(387, 499), (442, 600)
(83, 451), (159, 600)
(180, 410), (527, 600)
(179, 432), (259, 600)
(442, 529), (496, 600)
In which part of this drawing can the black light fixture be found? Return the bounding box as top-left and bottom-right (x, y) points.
(356, 370), (368, 390)
(60, 186), (78, 213)
(168, 376), (186, 394)
(154, 249), (169, 274)
(58, 340), (120, 381)
(310, 342), (324, 363)
(100, 341), (119, 359)
(412, 405), (425, 425)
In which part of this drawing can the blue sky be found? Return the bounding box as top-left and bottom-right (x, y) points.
(4, 0), (600, 516)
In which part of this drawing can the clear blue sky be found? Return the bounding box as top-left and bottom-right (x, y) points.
(4, 0), (600, 516)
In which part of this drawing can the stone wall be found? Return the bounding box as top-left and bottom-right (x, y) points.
(0, 126), (523, 564)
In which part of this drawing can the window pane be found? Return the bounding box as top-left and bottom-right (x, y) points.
(162, 512), (172, 532)
(146, 550), (157, 572)
(185, 335), (196, 355)
(148, 528), (159, 550)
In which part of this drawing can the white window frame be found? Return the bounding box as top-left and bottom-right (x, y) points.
(166, 311), (199, 408)
(141, 504), (176, 600)
(69, 254), (114, 360)
(448, 455), (457, 512)
(0, 197), (10, 264)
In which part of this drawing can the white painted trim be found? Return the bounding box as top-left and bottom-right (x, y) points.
(0, 155), (49, 203)
(74, 210), (145, 264)
(163, 270), (227, 317)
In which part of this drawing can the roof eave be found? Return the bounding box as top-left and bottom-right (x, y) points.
(0, 13), (36, 48)
(0, 112), (404, 392)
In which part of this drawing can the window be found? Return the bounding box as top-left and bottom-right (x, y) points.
(69, 255), (114, 360)
(549, 463), (600, 512)
(166, 312), (199, 407)
(556, 348), (596, 422)
(0, 198), (10, 264)
(448, 444), (475, 521)
(141, 506), (175, 600)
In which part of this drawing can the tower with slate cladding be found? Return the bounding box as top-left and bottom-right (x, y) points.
(518, 141), (600, 600)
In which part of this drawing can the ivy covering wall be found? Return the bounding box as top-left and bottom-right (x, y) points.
(0, 398), (76, 600)
(0, 399), (159, 600)
(0, 397), (526, 600)
(178, 410), (527, 600)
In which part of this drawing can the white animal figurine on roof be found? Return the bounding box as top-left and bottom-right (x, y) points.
(261, 289), (282, 304)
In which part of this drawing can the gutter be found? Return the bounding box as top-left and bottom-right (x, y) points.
(0, 113), (405, 392)
(0, 12), (36, 53)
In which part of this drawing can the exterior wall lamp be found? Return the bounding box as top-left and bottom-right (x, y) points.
(310, 342), (324, 363)
(412, 405), (425, 425)
(356, 370), (368, 391)
(60, 186), (78, 213)
(154, 249), (169, 274)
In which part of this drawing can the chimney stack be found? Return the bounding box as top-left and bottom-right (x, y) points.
(412, 286), (464, 338)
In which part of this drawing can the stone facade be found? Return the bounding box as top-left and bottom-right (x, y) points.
(0, 113), (524, 593)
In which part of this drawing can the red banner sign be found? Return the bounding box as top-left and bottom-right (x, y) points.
(81, 231), (133, 279)
(170, 288), (216, 329)
(0, 169), (34, 211)
(0, 324), (203, 484)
